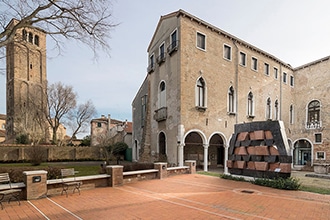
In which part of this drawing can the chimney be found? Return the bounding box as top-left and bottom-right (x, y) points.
(108, 114), (111, 131)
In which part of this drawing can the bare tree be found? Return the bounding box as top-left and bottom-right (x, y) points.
(67, 99), (96, 141)
(0, 0), (117, 58)
(46, 81), (77, 144)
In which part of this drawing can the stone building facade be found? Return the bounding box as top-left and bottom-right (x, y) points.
(132, 10), (329, 171)
(5, 19), (48, 142)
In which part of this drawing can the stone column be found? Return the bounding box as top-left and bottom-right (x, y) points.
(23, 170), (48, 200)
(224, 143), (229, 174)
(185, 160), (196, 174)
(178, 143), (184, 167)
(106, 165), (123, 187)
(154, 162), (167, 179)
(203, 144), (209, 171)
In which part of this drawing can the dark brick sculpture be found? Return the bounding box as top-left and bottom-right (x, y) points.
(227, 121), (292, 179)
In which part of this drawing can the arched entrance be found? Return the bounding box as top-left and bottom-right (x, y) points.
(184, 132), (204, 169)
(209, 134), (225, 168)
(158, 132), (167, 162)
(293, 139), (312, 165)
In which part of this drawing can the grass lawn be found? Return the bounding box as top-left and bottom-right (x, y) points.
(198, 171), (330, 195)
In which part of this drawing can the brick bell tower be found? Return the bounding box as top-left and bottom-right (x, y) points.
(5, 19), (48, 142)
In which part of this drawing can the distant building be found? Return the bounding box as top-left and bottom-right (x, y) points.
(90, 114), (132, 150)
(132, 9), (330, 170)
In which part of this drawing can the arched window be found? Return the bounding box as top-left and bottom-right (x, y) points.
(274, 99), (279, 120)
(290, 104), (294, 124)
(34, 35), (39, 46)
(196, 78), (206, 107)
(28, 32), (33, 43)
(158, 132), (166, 158)
(247, 92), (253, 117)
(228, 86), (235, 113)
(22, 30), (27, 41)
(159, 81), (166, 108)
(266, 98), (271, 120)
(307, 100), (321, 128)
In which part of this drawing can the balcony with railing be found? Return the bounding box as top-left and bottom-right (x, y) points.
(306, 120), (322, 129)
(156, 54), (166, 65)
(167, 40), (179, 55)
(154, 107), (167, 122)
(147, 63), (155, 74)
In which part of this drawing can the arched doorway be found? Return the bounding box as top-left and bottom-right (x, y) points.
(293, 139), (312, 165)
(158, 132), (167, 161)
(184, 132), (204, 168)
(209, 134), (225, 168)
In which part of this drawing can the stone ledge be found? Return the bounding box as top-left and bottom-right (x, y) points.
(47, 174), (110, 185)
(123, 169), (158, 176)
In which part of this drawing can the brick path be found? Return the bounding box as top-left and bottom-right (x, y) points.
(0, 174), (329, 219)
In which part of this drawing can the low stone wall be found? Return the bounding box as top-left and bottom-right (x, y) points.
(14, 160), (197, 199)
(0, 145), (100, 162)
(314, 163), (330, 174)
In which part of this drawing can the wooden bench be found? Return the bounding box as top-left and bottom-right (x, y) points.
(61, 168), (82, 197)
(0, 173), (21, 210)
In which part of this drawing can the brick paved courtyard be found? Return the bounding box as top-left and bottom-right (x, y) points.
(0, 174), (329, 219)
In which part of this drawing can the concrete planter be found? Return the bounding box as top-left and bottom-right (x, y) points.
(313, 163), (329, 174)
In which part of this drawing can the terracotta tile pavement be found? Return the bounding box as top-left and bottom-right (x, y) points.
(0, 174), (329, 219)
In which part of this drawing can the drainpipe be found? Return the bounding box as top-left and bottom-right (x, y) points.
(279, 65), (282, 120)
(108, 114), (111, 131)
(233, 40), (239, 124)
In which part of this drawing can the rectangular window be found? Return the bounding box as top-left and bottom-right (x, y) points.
(316, 151), (325, 160)
(239, 52), (246, 66)
(264, 63), (269, 75)
(97, 122), (102, 128)
(315, 133), (322, 143)
(168, 29), (178, 54)
(223, 44), (231, 60)
(290, 75), (294, 87)
(283, 72), (287, 83)
(159, 43), (165, 59)
(274, 67), (278, 79)
(157, 43), (165, 64)
(252, 57), (258, 71)
(196, 32), (206, 50)
(147, 54), (155, 73)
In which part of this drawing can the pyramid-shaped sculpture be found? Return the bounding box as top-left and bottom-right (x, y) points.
(228, 121), (292, 178)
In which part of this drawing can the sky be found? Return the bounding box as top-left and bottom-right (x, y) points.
(1, 0), (330, 137)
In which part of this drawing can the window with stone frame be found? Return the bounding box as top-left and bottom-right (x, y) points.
(228, 86), (235, 114)
(252, 57), (258, 71)
(266, 97), (271, 120)
(247, 92), (254, 117)
(274, 99), (279, 120)
(196, 77), (206, 107)
(223, 44), (232, 60)
(239, 52), (246, 66)
(264, 63), (269, 76)
(315, 133), (322, 143)
(196, 32), (206, 50)
(307, 100), (321, 129)
(274, 67), (278, 79)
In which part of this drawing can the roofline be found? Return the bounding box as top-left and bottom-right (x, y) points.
(294, 55), (330, 71)
(148, 9), (293, 70)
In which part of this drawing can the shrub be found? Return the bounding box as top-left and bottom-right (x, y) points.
(220, 174), (247, 182)
(253, 177), (301, 190)
(26, 146), (47, 166)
